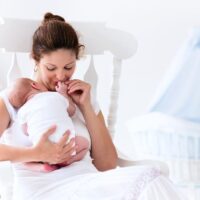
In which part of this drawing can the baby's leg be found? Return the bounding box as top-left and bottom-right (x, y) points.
(23, 162), (59, 172)
(75, 136), (89, 153)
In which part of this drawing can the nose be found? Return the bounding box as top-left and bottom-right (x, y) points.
(56, 71), (67, 81)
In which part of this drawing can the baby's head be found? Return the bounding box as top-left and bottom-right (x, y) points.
(8, 78), (47, 108)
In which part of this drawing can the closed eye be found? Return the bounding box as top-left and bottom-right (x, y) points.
(64, 64), (75, 70)
(45, 64), (56, 71)
(64, 66), (73, 70)
(47, 67), (56, 71)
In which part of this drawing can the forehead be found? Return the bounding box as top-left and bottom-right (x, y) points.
(40, 49), (76, 65)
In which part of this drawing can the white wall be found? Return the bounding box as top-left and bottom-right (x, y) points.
(1, 0), (200, 153)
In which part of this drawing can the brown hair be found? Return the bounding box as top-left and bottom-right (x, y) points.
(31, 12), (84, 62)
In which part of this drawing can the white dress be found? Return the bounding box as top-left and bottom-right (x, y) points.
(0, 90), (186, 200)
(17, 92), (75, 144)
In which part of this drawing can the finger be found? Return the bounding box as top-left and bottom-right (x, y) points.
(65, 79), (80, 84)
(68, 85), (86, 94)
(59, 82), (64, 87)
(55, 85), (59, 91)
(42, 125), (57, 141)
(57, 130), (70, 147)
(63, 138), (76, 153)
(60, 147), (76, 163)
(66, 149), (87, 165)
(67, 80), (83, 90)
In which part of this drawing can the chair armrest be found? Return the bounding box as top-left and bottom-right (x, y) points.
(117, 150), (169, 177)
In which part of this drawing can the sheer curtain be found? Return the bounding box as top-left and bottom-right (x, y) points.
(148, 27), (200, 122)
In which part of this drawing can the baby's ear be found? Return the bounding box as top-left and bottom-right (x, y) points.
(31, 82), (40, 90)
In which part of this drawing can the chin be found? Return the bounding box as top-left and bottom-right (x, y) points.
(47, 85), (56, 91)
(50, 87), (56, 91)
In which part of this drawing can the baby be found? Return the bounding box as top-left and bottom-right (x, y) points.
(7, 78), (89, 172)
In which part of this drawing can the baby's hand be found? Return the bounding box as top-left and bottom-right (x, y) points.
(56, 81), (68, 95)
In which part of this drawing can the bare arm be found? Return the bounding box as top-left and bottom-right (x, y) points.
(67, 80), (118, 171)
(81, 106), (118, 171)
(0, 98), (10, 135)
(0, 98), (35, 162)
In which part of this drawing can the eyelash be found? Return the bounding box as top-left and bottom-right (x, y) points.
(47, 68), (55, 71)
(64, 66), (72, 70)
(46, 66), (73, 71)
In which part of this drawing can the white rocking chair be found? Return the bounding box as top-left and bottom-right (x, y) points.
(0, 17), (169, 200)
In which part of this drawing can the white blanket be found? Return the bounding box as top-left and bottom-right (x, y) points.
(12, 163), (184, 200)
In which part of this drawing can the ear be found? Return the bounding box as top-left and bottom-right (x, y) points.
(31, 82), (40, 90)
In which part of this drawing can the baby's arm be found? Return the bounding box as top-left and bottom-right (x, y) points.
(56, 81), (76, 117)
(67, 97), (76, 117)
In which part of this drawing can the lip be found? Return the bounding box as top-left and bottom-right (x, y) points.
(55, 79), (69, 85)
(55, 81), (58, 86)
(55, 81), (61, 86)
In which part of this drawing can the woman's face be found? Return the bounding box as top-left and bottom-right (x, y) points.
(36, 49), (76, 91)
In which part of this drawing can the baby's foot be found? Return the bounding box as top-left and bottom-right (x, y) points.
(55, 81), (68, 95)
(23, 162), (59, 172)
(57, 162), (69, 168)
(43, 163), (59, 172)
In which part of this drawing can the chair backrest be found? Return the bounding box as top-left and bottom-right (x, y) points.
(0, 17), (137, 139)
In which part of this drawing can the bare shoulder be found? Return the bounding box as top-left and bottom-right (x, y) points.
(0, 97), (10, 135)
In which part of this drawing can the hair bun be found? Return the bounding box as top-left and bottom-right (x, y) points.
(42, 12), (65, 25)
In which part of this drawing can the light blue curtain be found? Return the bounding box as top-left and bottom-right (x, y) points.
(148, 28), (200, 123)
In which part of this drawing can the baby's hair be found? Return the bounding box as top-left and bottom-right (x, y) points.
(8, 78), (33, 108)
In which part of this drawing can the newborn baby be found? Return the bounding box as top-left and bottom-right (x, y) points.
(7, 78), (89, 172)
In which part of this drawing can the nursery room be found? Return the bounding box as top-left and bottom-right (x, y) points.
(0, 0), (200, 199)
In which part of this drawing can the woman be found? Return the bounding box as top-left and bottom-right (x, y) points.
(0, 13), (185, 199)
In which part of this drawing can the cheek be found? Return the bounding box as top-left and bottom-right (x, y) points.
(69, 68), (76, 77)
(40, 71), (54, 86)
(63, 69), (75, 80)
(41, 73), (49, 82)
(69, 70), (75, 78)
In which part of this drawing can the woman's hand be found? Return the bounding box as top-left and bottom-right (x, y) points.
(33, 126), (76, 165)
(66, 79), (92, 109)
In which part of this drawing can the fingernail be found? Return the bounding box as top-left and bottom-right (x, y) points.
(70, 138), (75, 143)
(71, 151), (76, 156)
(63, 132), (69, 138)
(51, 125), (57, 130)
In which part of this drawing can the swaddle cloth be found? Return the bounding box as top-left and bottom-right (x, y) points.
(18, 92), (75, 144)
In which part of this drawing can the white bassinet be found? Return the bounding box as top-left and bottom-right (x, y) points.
(127, 112), (200, 184)
(127, 27), (200, 199)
